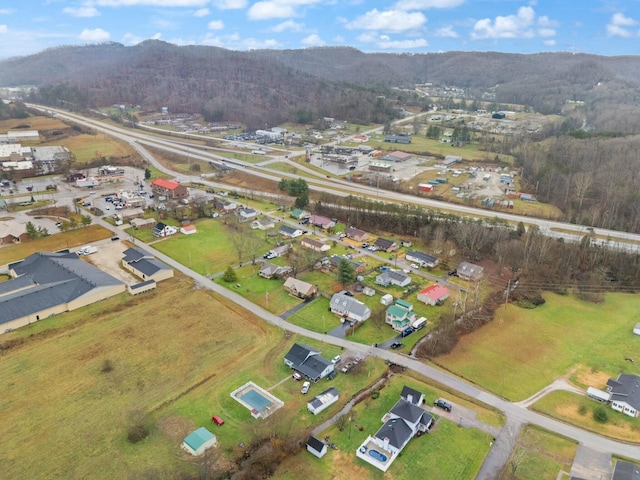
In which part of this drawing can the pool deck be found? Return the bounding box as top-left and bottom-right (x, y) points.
(230, 381), (284, 419)
(355, 436), (398, 472)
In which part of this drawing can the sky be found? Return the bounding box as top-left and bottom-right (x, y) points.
(1, 0), (639, 59)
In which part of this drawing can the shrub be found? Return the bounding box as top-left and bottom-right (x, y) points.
(578, 404), (587, 416)
(370, 390), (380, 399)
(101, 359), (114, 373)
(222, 266), (238, 283)
(593, 406), (608, 423)
(126, 409), (150, 444)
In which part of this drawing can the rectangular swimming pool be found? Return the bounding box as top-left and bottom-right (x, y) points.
(230, 381), (284, 419)
(240, 389), (273, 412)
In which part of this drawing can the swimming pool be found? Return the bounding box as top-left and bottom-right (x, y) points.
(230, 381), (284, 419)
(369, 449), (388, 463)
(240, 389), (273, 412)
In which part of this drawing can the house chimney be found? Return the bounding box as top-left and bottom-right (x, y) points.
(407, 394), (413, 404)
(383, 436), (390, 452)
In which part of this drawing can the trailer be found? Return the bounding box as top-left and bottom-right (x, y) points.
(411, 317), (427, 330)
(78, 245), (98, 255)
(418, 183), (434, 192)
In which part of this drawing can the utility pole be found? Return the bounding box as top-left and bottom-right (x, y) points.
(504, 279), (511, 310)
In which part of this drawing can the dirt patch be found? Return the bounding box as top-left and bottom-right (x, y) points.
(157, 414), (195, 445)
(82, 240), (138, 285)
(574, 364), (611, 388)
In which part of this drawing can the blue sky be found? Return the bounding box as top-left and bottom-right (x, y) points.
(1, 0), (639, 59)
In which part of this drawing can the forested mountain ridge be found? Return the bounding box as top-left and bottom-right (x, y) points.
(2, 41), (640, 131)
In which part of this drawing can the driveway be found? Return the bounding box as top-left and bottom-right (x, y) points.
(570, 445), (612, 480)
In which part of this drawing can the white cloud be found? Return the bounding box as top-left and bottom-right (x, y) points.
(79, 28), (110, 41)
(471, 6), (556, 40)
(212, 0), (247, 8)
(202, 32), (280, 49)
(301, 33), (324, 45)
(376, 36), (428, 49)
(0, 9), (14, 15)
(193, 8), (209, 17)
(543, 39), (555, 46)
(63, 5), (101, 17)
(606, 13), (640, 38)
(394, 0), (464, 10)
(0, 25), (7, 34)
(271, 20), (304, 32)
(433, 25), (457, 38)
(208, 20), (224, 30)
(346, 9), (426, 33)
(248, 0), (322, 21)
(122, 32), (162, 45)
(95, 0), (209, 6)
(151, 17), (179, 29)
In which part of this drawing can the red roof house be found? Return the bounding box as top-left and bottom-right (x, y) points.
(151, 178), (189, 199)
(417, 284), (450, 306)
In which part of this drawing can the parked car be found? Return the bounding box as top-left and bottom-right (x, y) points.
(434, 399), (452, 412)
(301, 381), (311, 394)
(410, 263), (420, 269)
(111, 236), (120, 241)
(331, 355), (342, 364)
(211, 415), (224, 426)
(401, 327), (414, 337)
(390, 342), (403, 350)
(292, 372), (303, 381)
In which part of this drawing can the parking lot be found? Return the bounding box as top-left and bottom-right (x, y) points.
(81, 239), (138, 285)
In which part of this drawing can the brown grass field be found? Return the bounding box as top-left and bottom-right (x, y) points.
(0, 275), (284, 479)
(0, 116), (69, 132)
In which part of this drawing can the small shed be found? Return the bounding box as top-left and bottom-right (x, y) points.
(181, 427), (217, 456)
(634, 323), (640, 336)
(306, 436), (328, 458)
(380, 294), (394, 306)
(363, 286), (376, 297)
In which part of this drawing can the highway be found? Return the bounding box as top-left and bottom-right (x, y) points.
(30, 103), (637, 473)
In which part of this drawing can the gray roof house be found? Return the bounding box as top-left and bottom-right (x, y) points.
(122, 247), (174, 282)
(376, 270), (411, 288)
(373, 237), (398, 252)
(330, 292), (371, 322)
(1, 252), (125, 333)
(405, 251), (439, 268)
(612, 460), (640, 480)
(400, 386), (424, 405)
(356, 388), (433, 472)
(259, 262), (292, 279)
(307, 388), (340, 415)
(284, 343), (334, 382)
(456, 261), (484, 281)
(279, 225), (303, 238)
(607, 374), (640, 417)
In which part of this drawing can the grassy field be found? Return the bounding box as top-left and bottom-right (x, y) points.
(274, 373), (493, 480)
(504, 425), (578, 479)
(0, 224), (112, 265)
(0, 274), (395, 479)
(437, 292), (640, 401)
(533, 390), (640, 442)
(41, 132), (135, 164)
(0, 116), (69, 132)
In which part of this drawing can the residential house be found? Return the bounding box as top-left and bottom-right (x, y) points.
(301, 237), (330, 252)
(122, 247), (174, 282)
(1, 252), (125, 334)
(213, 198), (237, 212)
(259, 262), (292, 279)
(307, 388), (340, 415)
(151, 178), (188, 200)
(612, 460), (640, 480)
(153, 222), (178, 237)
(356, 388), (433, 472)
(284, 343), (335, 382)
(417, 284), (450, 306)
(373, 237), (398, 252)
(400, 385), (425, 406)
(0, 220), (30, 244)
(330, 292), (371, 322)
(181, 427), (217, 456)
(237, 207), (257, 220)
(607, 374), (640, 417)
(120, 207), (145, 222)
(406, 251), (439, 268)
(279, 225), (303, 238)
(180, 224), (197, 235)
(456, 261), (484, 281)
(283, 277), (317, 299)
(376, 270), (411, 288)
(306, 436), (328, 458)
(290, 208), (310, 220)
(130, 218), (156, 229)
(344, 227), (369, 242)
(251, 218), (275, 230)
(385, 299), (416, 331)
(309, 215), (336, 230)
(269, 244), (292, 258)
(328, 255), (366, 274)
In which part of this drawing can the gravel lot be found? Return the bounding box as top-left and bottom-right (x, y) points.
(82, 239), (138, 285)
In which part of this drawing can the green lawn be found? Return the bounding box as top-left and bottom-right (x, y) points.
(274, 374), (492, 480)
(438, 292), (640, 401)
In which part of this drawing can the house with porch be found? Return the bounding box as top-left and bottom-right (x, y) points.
(385, 299), (416, 331)
(330, 292), (371, 322)
(284, 343), (335, 382)
(356, 387), (433, 472)
(607, 374), (640, 417)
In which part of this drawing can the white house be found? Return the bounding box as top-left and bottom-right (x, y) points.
(181, 427), (217, 456)
(307, 436), (328, 458)
(607, 374), (640, 417)
(153, 222), (178, 237)
(284, 343), (335, 382)
(375, 270), (411, 288)
(307, 388), (339, 415)
(330, 292), (371, 322)
(251, 218), (275, 230)
(405, 251), (439, 268)
(301, 237), (330, 252)
(238, 207), (257, 220)
(280, 225), (303, 238)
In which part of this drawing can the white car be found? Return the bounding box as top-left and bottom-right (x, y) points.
(410, 263), (420, 269)
(301, 381), (311, 394)
(331, 355), (341, 364)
